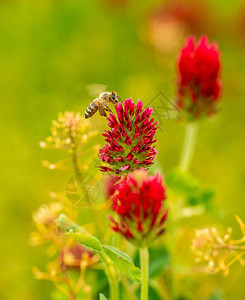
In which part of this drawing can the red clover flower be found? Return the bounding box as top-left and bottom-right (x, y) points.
(109, 169), (168, 246)
(99, 98), (158, 175)
(176, 35), (222, 119)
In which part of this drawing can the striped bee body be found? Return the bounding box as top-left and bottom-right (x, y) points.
(85, 91), (120, 119)
(85, 99), (99, 119)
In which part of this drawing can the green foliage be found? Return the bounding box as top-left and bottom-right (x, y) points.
(99, 293), (108, 300)
(102, 245), (141, 282)
(135, 285), (162, 300)
(166, 168), (216, 211)
(56, 214), (141, 282)
(148, 248), (170, 278)
(148, 286), (162, 300)
(205, 289), (224, 300)
(66, 229), (103, 251)
(166, 168), (199, 195)
(56, 214), (103, 251)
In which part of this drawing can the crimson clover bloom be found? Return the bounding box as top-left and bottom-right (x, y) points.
(176, 35), (222, 120)
(99, 98), (158, 175)
(109, 169), (168, 246)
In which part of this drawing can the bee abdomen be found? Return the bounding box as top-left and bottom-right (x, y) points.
(85, 101), (98, 118)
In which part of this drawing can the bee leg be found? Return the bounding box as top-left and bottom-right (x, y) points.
(99, 107), (107, 117)
(104, 105), (112, 113)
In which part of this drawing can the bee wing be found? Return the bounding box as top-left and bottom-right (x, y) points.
(86, 84), (107, 97)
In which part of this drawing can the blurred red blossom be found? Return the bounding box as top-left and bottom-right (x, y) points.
(60, 244), (97, 270)
(109, 169), (168, 246)
(146, 0), (211, 54)
(103, 175), (120, 198)
(99, 98), (158, 175)
(176, 35), (222, 119)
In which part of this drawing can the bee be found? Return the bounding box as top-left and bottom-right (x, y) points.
(85, 91), (121, 118)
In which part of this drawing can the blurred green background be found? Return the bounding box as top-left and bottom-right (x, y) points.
(1, 0), (245, 299)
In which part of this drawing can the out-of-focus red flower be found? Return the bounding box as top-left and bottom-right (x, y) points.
(176, 35), (222, 119)
(109, 169), (168, 246)
(60, 244), (96, 270)
(103, 175), (120, 198)
(99, 99), (158, 175)
(147, 0), (211, 54)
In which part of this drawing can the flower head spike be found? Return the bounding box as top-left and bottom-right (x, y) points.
(109, 169), (168, 246)
(99, 98), (158, 175)
(176, 35), (222, 120)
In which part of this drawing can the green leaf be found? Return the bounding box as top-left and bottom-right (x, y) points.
(148, 248), (170, 278)
(166, 168), (199, 195)
(56, 214), (102, 251)
(205, 289), (224, 300)
(99, 293), (108, 300)
(102, 245), (141, 282)
(148, 285), (162, 300)
(166, 168), (216, 211)
(188, 187), (215, 209)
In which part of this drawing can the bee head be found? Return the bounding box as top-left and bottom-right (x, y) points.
(110, 91), (120, 104)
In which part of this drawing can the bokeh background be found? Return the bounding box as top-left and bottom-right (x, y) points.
(1, 0), (245, 299)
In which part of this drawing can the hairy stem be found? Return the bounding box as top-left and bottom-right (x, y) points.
(140, 247), (149, 300)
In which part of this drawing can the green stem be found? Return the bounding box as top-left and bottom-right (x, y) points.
(101, 252), (120, 300)
(72, 148), (81, 176)
(179, 122), (198, 172)
(112, 213), (119, 248)
(110, 214), (120, 300)
(106, 263), (120, 300)
(121, 277), (138, 300)
(140, 247), (149, 300)
(109, 276), (120, 300)
(69, 132), (81, 177)
(169, 122), (199, 299)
